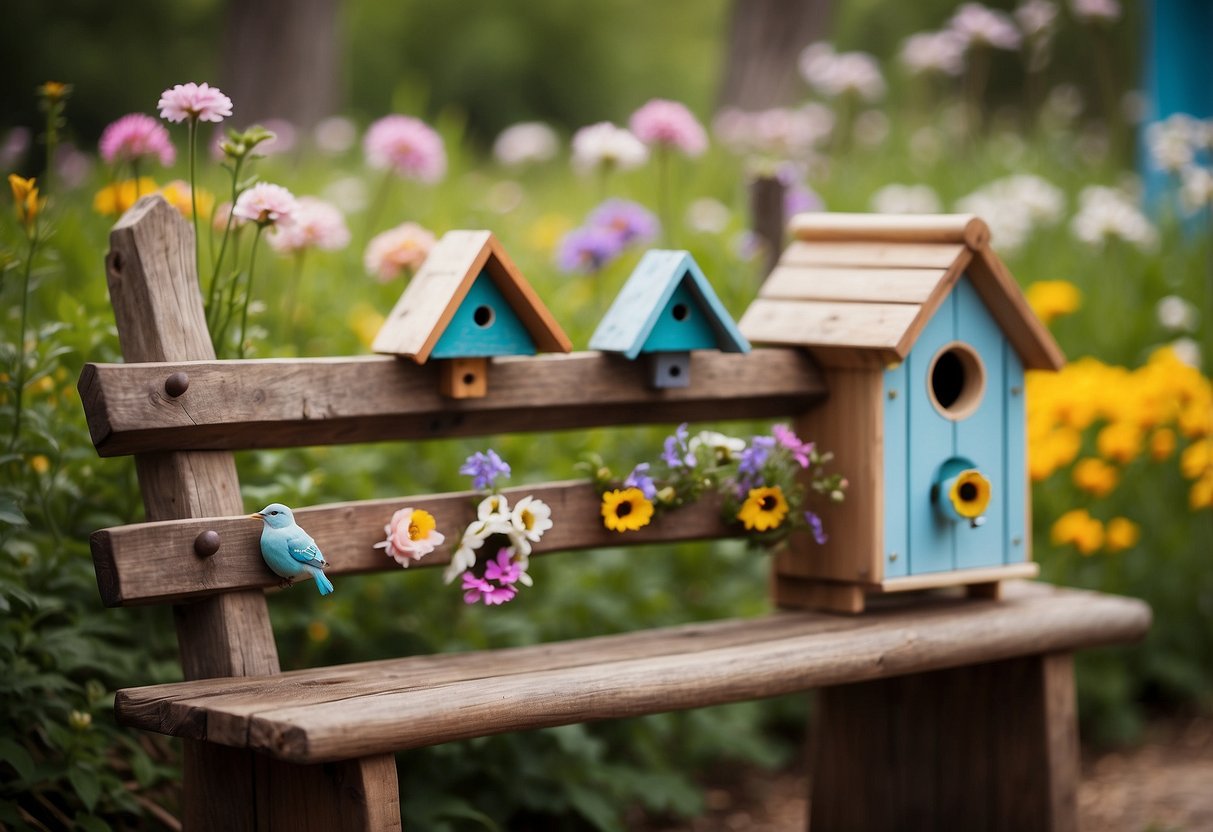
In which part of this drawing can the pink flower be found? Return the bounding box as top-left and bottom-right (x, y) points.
(772, 424), (815, 469)
(233, 183), (298, 227)
(157, 82), (233, 124)
(363, 221), (436, 282)
(459, 549), (526, 605)
(461, 572), (517, 606)
(948, 4), (1023, 50)
(629, 99), (708, 157)
(268, 197), (350, 254)
(99, 114), (176, 166)
(1070, 0), (1120, 22)
(374, 507), (445, 567)
(363, 115), (446, 183)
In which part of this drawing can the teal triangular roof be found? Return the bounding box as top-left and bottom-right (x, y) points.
(588, 250), (751, 359)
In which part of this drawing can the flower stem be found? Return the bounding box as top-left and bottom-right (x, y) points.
(362, 171), (395, 244)
(187, 118), (201, 293)
(9, 233), (37, 451)
(238, 224), (266, 359)
(657, 147), (672, 246)
(285, 251), (307, 329)
(207, 155), (245, 329)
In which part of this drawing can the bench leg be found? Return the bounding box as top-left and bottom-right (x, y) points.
(183, 744), (400, 831)
(808, 653), (1079, 832)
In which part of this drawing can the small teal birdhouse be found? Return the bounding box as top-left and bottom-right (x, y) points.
(739, 213), (1065, 614)
(589, 250), (750, 388)
(373, 230), (572, 398)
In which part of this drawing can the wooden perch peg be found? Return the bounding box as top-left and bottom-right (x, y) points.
(438, 358), (488, 399)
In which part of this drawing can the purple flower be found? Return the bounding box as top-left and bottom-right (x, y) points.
(624, 463), (658, 500)
(460, 450), (511, 490)
(587, 199), (660, 247)
(737, 436), (776, 497)
(805, 510), (828, 545)
(661, 423), (695, 468)
(772, 424), (815, 469)
(555, 226), (623, 274)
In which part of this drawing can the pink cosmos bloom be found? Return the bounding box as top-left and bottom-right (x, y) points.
(948, 4), (1023, 50)
(772, 424), (815, 469)
(157, 82), (233, 124)
(364, 221), (436, 282)
(268, 197), (351, 254)
(374, 507), (446, 567)
(799, 43), (887, 101)
(363, 115), (447, 183)
(484, 549), (522, 585)
(259, 119), (298, 156)
(212, 201), (246, 230)
(232, 182), (298, 227)
(899, 31), (967, 77)
(629, 99), (708, 157)
(1070, 0), (1120, 22)
(461, 571), (518, 606)
(99, 114), (176, 166)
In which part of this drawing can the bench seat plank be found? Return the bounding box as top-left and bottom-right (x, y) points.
(116, 582), (1149, 764)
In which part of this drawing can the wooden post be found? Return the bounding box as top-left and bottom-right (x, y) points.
(106, 197), (398, 830)
(749, 174), (786, 279)
(809, 653), (1079, 831)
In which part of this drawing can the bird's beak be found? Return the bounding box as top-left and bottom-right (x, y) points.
(249, 512), (265, 521)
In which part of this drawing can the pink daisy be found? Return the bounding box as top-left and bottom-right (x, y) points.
(232, 183), (298, 227)
(157, 82), (233, 124)
(363, 221), (436, 282)
(268, 197), (350, 254)
(772, 424), (815, 469)
(99, 114), (176, 166)
(363, 115), (447, 183)
(629, 99), (708, 157)
(374, 507), (445, 567)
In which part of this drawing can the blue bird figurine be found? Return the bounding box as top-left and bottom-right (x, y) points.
(252, 503), (334, 596)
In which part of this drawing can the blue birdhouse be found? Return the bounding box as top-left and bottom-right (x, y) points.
(373, 230), (571, 398)
(589, 250), (750, 388)
(739, 213), (1065, 613)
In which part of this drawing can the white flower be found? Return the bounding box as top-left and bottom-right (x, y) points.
(954, 174), (1064, 251)
(570, 122), (648, 174)
(443, 523), (487, 584)
(1146, 116), (1198, 173)
(1180, 166), (1213, 214)
(1156, 296), (1199, 332)
(689, 431), (747, 464)
(493, 121), (559, 166)
(799, 43), (886, 102)
(712, 105), (834, 157)
(948, 3), (1023, 50)
(477, 494), (512, 527)
(899, 31), (967, 77)
(871, 183), (943, 215)
(1015, 0), (1059, 39)
(313, 116), (357, 154)
(1071, 0), (1120, 23)
(686, 198), (731, 234)
(511, 495), (553, 543)
(1170, 338), (1202, 369)
(1070, 185), (1158, 249)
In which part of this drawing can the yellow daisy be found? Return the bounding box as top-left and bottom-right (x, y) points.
(947, 470), (991, 519)
(737, 486), (789, 532)
(601, 487), (654, 532)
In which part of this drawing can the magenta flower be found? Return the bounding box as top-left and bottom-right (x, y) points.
(555, 226), (624, 274)
(461, 550), (523, 606)
(269, 197), (350, 254)
(587, 199), (660, 247)
(233, 183), (298, 227)
(773, 424), (815, 469)
(157, 82), (233, 124)
(363, 115), (447, 183)
(629, 99), (708, 157)
(484, 549), (521, 585)
(99, 114), (176, 166)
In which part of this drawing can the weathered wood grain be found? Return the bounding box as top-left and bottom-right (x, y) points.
(790, 213), (990, 248)
(79, 349), (825, 457)
(967, 247), (1066, 371)
(255, 754), (401, 832)
(92, 481), (740, 607)
(759, 265), (948, 304)
(739, 298), (920, 363)
(778, 240), (966, 269)
(114, 582), (1150, 764)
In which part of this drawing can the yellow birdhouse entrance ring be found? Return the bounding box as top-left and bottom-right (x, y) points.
(928, 341), (986, 421)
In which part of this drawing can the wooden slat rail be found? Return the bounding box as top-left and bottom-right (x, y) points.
(77, 349), (824, 457)
(91, 481), (737, 607)
(115, 582), (1151, 765)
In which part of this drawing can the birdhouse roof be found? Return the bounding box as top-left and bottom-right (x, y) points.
(372, 230), (572, 363)
(589, 250), (750, 359)
(738, 214), (1065, 370)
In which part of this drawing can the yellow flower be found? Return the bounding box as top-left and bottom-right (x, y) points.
(160, 180), (215, 221)
(1104, 517), (1140, 552)
(30, 455), (49, 474)
(1150, 428), (1176, 461)
(1072, 457), (1119, 497)
(526, 213), (574, 253)
(93, 178), (159, 217)
(1050, 509), (1104, 555)
(1025, 280), (1082, 326)
(601, 487), (654, 532)
(307, 620), (330, 642)
(1191, 473), (1213, 510)
(38, 81), (70, 103)
(407, 509), (438, 541)
(347, 303), (385, 349)
(8, 174), (39, 232)
(737, 486), (789, 532)
(1096, 422), (1142, 464)
(1180, 439), (1212, 480)
(948, 470), (991, 519)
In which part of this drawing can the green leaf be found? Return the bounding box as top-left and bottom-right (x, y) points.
(565, 783), (624, 832)
(69, 766), (101, 812)
(0, 738), (36, 781)
(0, 498), (28, 527)
(74, 812), (111, 832)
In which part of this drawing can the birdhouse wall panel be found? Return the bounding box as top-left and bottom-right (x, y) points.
(953, 278), (1008, 570)
(882, 362), (910, 579)
(906, 292), (957, 575)
(1004, 341), (1028, 564)
(640, 280), (725, 354)
(430, 272), (538, 359)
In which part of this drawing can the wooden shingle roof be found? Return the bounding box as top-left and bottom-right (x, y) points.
(738, 214), (1065, 370)
(372, 230), (571, 363)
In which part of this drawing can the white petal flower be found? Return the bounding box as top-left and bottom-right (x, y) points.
(511, 495), (553, 543)
(443, 523), (487, 584)
(477, 494), (511, 524)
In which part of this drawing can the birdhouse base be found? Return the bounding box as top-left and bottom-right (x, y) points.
(648, 352), (691, 389)
(439, 358), (489, 399)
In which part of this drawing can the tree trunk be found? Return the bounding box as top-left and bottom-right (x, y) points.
(221, 0), (341, 130)
(718, 0), (833, 110)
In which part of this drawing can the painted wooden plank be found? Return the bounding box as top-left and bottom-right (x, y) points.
(480, 234), (572, 355)
(429, 271), (537, 358)
(882, 362), (909, 579)
(954, 277), (1007, 570)
(778, 241), (966, 269)
(789, 213), (990, 247)
(640, 279), (723, 354)
(760, 265), (949, 304)
(91, 481), (742, 607)
(114, 582), (1151, 762)
(1005, 341), (1028, 564)
(877, 561), (1039, 593)
(79, 349), (825, 457)
(907, 293), (956, 575)
(589, 250), (687, 357)
(680, 254), (750, 353)
(738, 298), (921, 352)
(964, 248), (1065, 371)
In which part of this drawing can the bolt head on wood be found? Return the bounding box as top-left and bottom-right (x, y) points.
(165, 372), (190, 398)
(194, 530), (221, 558)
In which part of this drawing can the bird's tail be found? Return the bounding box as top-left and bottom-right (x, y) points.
(313, 569), (334, 596)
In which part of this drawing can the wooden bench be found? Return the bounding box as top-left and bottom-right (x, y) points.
(81, 197), (1151, 831)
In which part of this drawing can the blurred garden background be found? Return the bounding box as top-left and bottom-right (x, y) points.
(2, 0), (1211, 828)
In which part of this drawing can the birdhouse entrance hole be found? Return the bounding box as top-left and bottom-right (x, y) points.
(473, 305), (495, 328)
(671, 303), (690, 322)
(928, 341), (986, 421)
